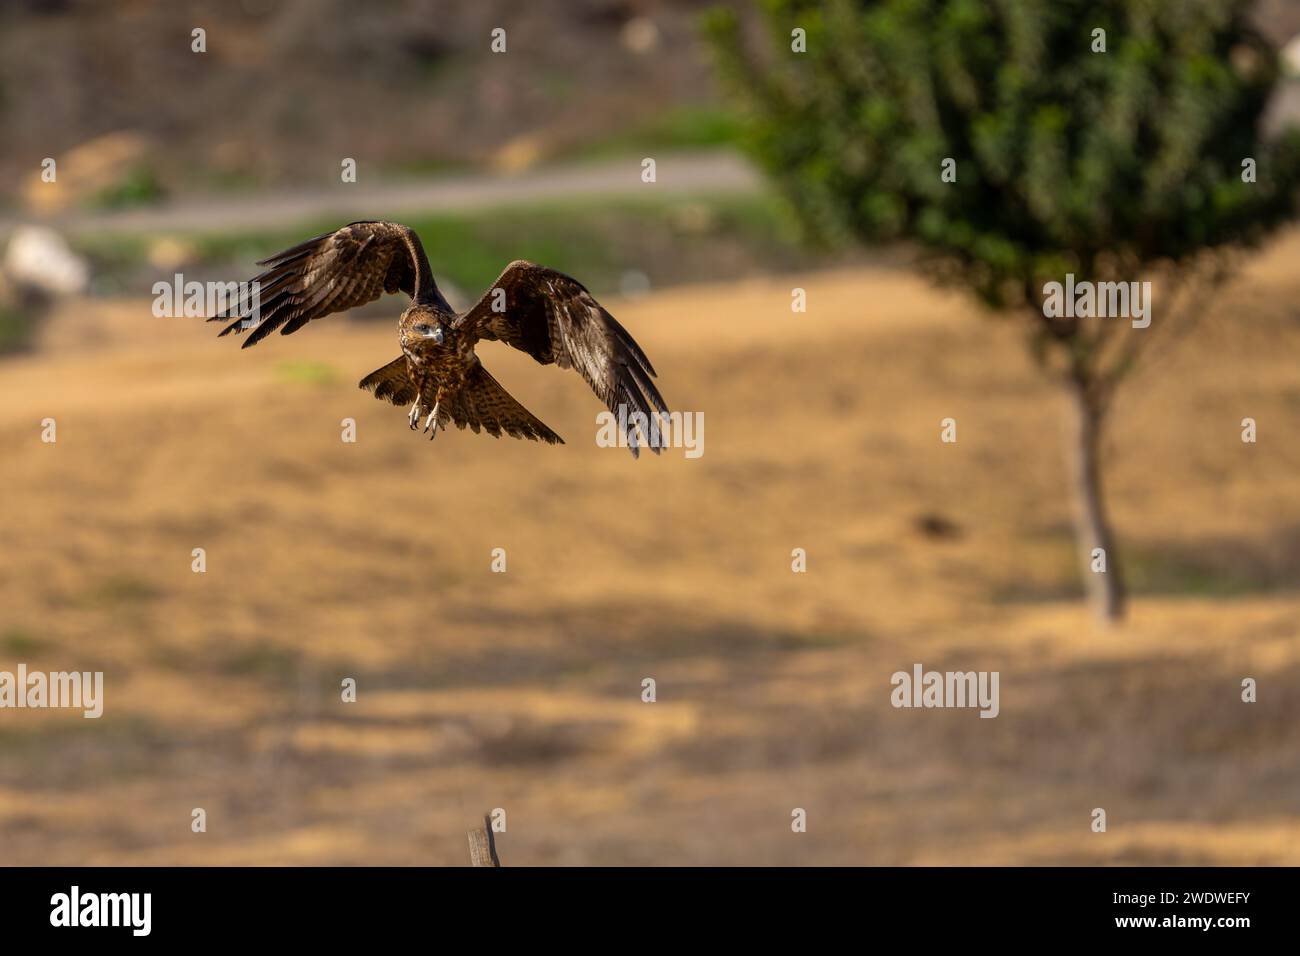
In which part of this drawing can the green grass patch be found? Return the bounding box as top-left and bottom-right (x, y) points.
(80, 574), (162, 609)
(68, 233), (152, 277)
(0, 628), (50, 656)
(558, 105), (744, 163)
(214, 643), (303, 685)
(992, 531), (1282, 604)
(275, 359), (342, 387)
(0, 306), (37, 355)
(90, 166), (166, 210)
(1124, 547), (1272, 598)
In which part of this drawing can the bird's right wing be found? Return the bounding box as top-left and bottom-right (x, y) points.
(209, 221), (430, 348)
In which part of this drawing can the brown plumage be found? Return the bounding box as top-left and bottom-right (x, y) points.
(209, 221), (669, 455)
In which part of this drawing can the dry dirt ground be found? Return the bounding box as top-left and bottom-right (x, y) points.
(2, 239), (1299, 865)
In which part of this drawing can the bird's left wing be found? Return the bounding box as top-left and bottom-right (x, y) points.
(208, 221), (428, 348)
(454, 261), (669, 455)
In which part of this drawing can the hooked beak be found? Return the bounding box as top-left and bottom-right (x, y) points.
(423, 326), (445, 344)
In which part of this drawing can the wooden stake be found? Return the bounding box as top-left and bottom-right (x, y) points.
(468, 813), (501, 867)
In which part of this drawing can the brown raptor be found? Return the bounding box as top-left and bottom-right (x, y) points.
(208, 220), (669, 456)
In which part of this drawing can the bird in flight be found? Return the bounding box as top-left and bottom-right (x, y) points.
(208, 221), (668, 456)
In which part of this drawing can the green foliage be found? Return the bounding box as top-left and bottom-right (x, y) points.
(92, 166), (165, 210)
(705, 0), (1300, 309)
(0, 306), (37, 355)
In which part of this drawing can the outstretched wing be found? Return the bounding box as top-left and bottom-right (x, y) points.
(209, 221), (434, 348)
(454, 261), (668, 456)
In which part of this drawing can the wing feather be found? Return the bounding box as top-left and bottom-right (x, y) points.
(208, 221), (435, 348)
(358, 355), (418, 406)
(454, 261), (667, 456)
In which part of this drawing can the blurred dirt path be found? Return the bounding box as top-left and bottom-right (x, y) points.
(0, 151), (760, 239)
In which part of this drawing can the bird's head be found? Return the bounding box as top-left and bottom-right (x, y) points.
(403, 315), (446, 348)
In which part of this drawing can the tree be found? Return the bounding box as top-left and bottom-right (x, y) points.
(705, 0), (1300, 623)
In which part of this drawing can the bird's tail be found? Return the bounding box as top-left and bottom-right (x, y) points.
(445, 364), (564, 445)
(358, 356), (418, 406)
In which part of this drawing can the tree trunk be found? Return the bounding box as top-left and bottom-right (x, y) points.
(1063, 377), (1126, 623)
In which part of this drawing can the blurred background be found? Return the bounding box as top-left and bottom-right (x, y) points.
(2, 0), (1300, 865)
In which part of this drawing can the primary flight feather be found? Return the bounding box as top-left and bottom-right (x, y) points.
(208, 221), (669, 456)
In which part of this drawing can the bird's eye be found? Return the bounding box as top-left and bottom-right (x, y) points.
(415, 324), (430, 333)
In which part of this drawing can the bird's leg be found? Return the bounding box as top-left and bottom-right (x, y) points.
(423, 399), (441, 439)
(408, 400), (422, 430)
